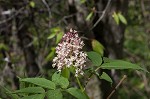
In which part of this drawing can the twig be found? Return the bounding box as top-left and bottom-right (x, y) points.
(107, 75), (127, 99)
(76, 77), (84, 92)
(84, 66), (101, 90)
(57, 13), (76, 25)
(0, 7), (24, 25)
(90, 0), (111, 30)
(42, 0), (51, 28)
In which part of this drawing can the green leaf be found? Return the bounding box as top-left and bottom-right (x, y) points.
(29, 1), (35, 8)
(66, 88), (89, 99)
(21, 94), (45, 99)
(52, 72), (60, 82)
(49, 27), (64, 43)
(102, 57), (111, 62)
(91, 39), (104, 56)
(50, 27), (61, 33)
(0, 85), (19, 99)
(46, 47), (55, 61)
(62, 67), (70, 79)
(13, 87), (45, 94)
(56, 32), (64, 44)
(101, 59), (146, 71)
(47, 89), (63, 99)
(20, 78), (56, 90)
(112, 12), (119, 25)
(52, 72), (69, 89)
(59, 76), (69, 89)
(99, 72), (112, 83)
(47, 33), (56, 39)
(32, 37), (38, 46)
(19, 81), (25, 90)
(80, 0), (86, 4)
(86, 12), (93, 21)
(87, 51), (102, 66)
(0, 43), (9, 51)
(118, 12), (127, 25)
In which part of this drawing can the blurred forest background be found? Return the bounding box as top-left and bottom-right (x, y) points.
(0, 0), (150, 99)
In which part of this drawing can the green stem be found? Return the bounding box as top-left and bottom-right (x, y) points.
(95, 66), (101, 72)
(76, 77), (84, 92)
(83, 67), (101, 91)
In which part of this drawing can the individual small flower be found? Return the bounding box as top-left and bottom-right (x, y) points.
(52, 28), (87, 76)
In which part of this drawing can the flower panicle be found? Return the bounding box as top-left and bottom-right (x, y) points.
(52, 28), (87, 76)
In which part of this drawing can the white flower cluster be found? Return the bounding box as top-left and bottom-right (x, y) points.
(52, 29), (87, 76)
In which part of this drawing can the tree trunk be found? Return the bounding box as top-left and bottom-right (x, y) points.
(93, 0), (128, 98)
(12, 1), (40, 77)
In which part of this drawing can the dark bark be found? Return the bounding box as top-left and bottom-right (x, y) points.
(0, 25), (19, 90)
(17, 25), (39, 77)
(12, 1), (40, 77)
